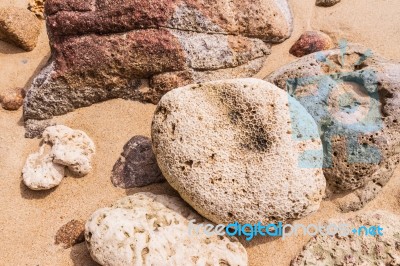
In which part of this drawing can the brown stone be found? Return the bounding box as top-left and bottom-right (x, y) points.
(0, 7), (41, 51)
(1, 88), (25, 111)
(316, 0), (341, 7)
(289, 31), (334, 57)
(55, 219), (85, 249)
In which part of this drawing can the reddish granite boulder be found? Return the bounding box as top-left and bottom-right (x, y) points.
(24, 0), (293, 125)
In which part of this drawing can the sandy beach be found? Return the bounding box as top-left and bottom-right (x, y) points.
(1, 0), (400, 265)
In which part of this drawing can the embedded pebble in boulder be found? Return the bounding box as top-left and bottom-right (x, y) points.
(85, 192), (248, 266)
(24, 119), (56, 139)
(289, 31), (334, 57)
(28, 0), (45, 19)
(42, 125), (95, 176)
(23, 0), (293, 122)
(55, 219), (85, 249)
(0, 7), (41, 51)
(151, 78), (325, 225)
(111, 136), (164, 188)
(291, 211), (400, 266)
(22, 145), (65, 190)
(316, 0), (340, 7)
(266, 44), (400, 210)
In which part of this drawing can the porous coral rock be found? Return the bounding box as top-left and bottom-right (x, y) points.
(291, 211), (400, 266)
(22, 145), (65, 190)
(43, 125), (95, 176)
(266, 44), (400, 211)
(151, 78), (325, 225)
(85, 192), (248, 266)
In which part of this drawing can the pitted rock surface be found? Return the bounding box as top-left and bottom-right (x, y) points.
(151, 78), (325, 225)
(266, 44), (400, 210)
(85, 192), (248, 266)
(23, 0), (293, 121)
(291, 211), (400, 266)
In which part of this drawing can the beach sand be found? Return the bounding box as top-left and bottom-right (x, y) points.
(0, 0), (399, 265)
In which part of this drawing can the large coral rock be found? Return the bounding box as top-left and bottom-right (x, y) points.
(85, 192), (248, 266)
(0, 7), (41, 51)
(266, 44), (400, 211)
(23, 0), (293, 121)
(151, 78), (325, 225)
(291, 211), (400, 266)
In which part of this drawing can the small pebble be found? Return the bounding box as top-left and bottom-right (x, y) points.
(0, 88), (25, 111)
(55, 220), (85, 249)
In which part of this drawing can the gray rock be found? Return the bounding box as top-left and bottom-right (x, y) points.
(111, 136), (165, 188)
(152, 78), (325, 225)
(25, 119), (56, 139)
(291, 211), (400, 266)
(266, 44), (400, 210)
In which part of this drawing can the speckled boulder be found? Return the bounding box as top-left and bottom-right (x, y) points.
(291, 211), (400, 266)
(0, 7), (41, 51)
(152, 78), (325, 225)
(43, 125), (95, 176)
(266, 44), (400, 210)
(23, 0), (293, 122)
(85, 192), (248, 266)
